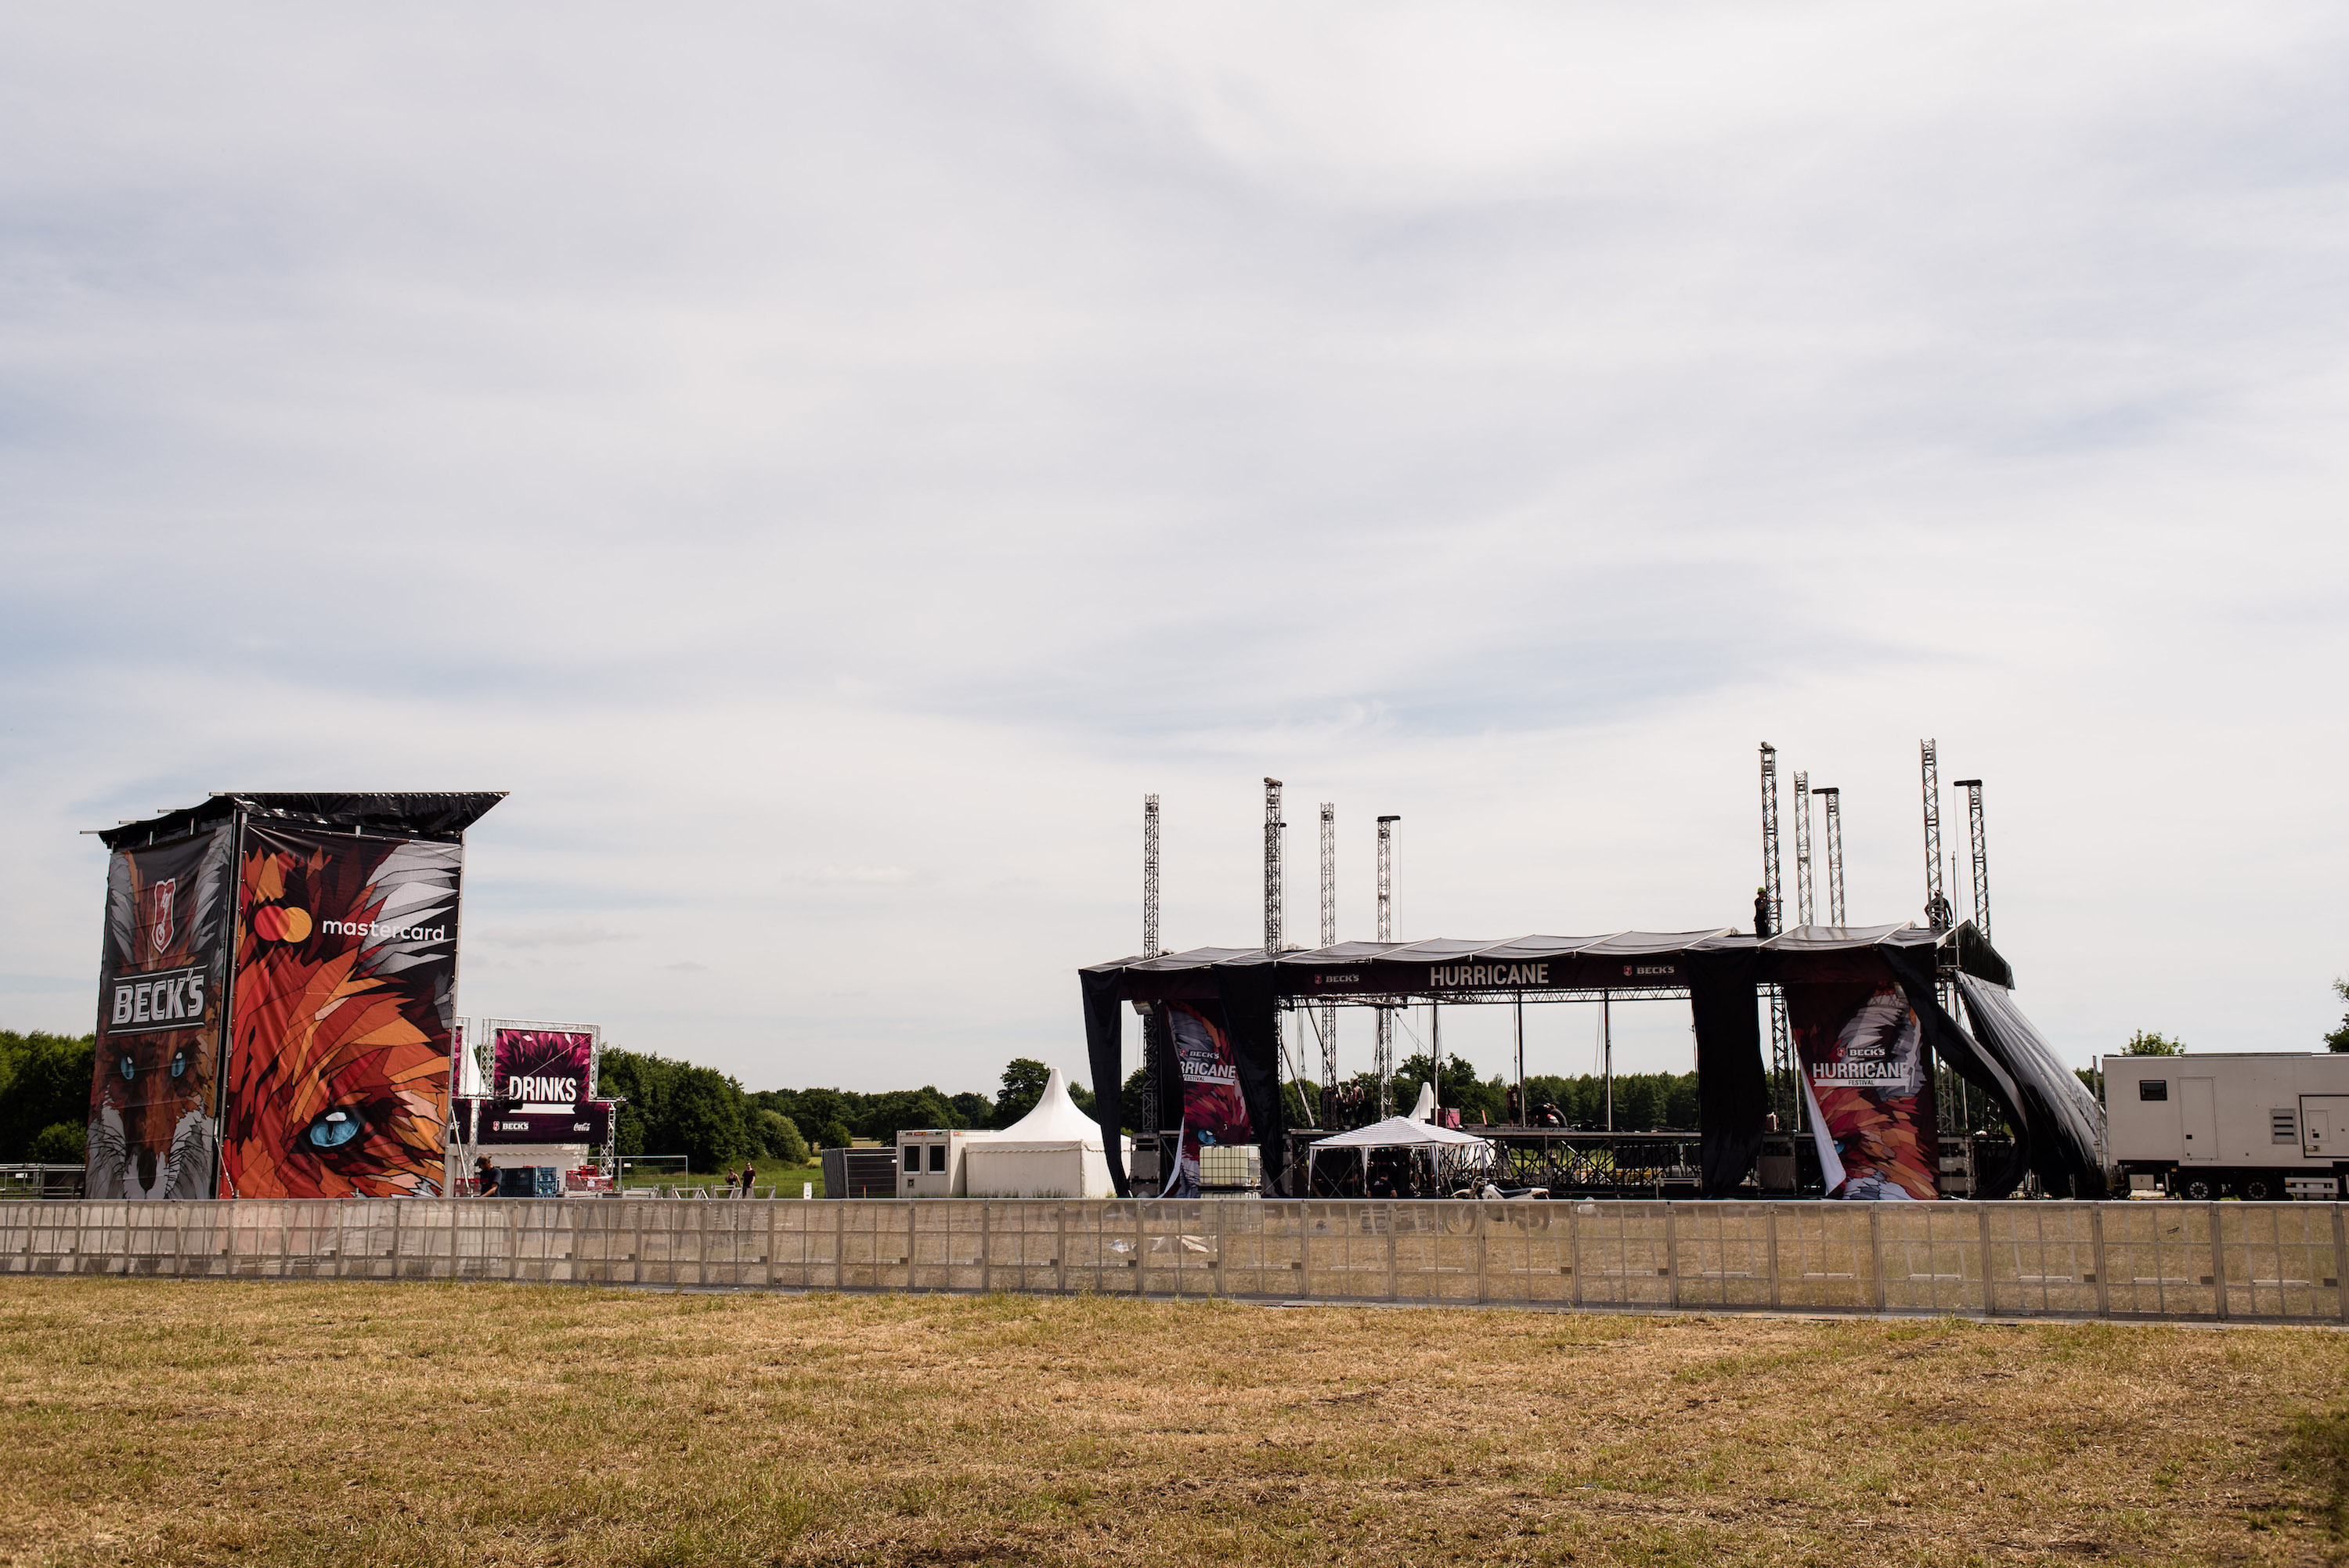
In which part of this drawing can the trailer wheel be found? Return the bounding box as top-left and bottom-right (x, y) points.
(2180, 1175), (2217, 1202)
(2241, 1177), (2274, 1202)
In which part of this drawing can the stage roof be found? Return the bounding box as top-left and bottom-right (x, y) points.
(1084, 922), (2011, 997)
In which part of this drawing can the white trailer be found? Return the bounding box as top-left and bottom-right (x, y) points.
(893, 1128), (992, 1197)
(2102, 1052), (2349, 1201)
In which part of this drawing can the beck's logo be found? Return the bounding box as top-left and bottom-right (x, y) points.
(148, 878), (176, 954)
(110, 965), (205, 1034)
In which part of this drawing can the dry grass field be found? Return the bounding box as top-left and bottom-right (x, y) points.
(3, 1278), (2347, 1567)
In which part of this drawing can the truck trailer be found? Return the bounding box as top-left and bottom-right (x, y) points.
(2102, 1052), (2349, 1201)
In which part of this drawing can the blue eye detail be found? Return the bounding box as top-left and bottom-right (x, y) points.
(305, 1108), (362, 1150)
(119, 1056), (135, 1082)
(170, 1050), (187, 1080)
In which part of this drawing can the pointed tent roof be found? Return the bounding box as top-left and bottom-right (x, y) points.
(988, 1067), (1106, 1151)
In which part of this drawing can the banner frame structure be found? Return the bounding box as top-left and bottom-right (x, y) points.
(1081, 921), (2098, 1205)
(88, 792), (505, 1202)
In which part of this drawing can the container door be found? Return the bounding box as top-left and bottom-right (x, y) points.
(2180, 1077), (2218, 1163)
(2301, 1097), (2349, 1160)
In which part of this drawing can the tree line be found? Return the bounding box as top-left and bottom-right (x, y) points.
(1280, 1054), (1703, 1132)
(601, 1050), (1094, 1173)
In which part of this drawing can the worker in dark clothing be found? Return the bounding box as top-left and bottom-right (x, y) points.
(1754, 886), (1773, 939)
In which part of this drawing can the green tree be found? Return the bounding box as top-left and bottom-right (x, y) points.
(27, 1122), (85, 1162)
(2124, 1030), (2185, 1056)
(663, 1065), (755, 1170)
(815, 1118), (855, 1151)
(0, 1031), (97, 1160)
(1612, 1076), (1660, 1131)
(948, 1090), (994, 1126)
(788, 1087), (856, 1147)
(756, 1108), (809, 1165)
(596, 1048), (755, 1171)
(859, 1087), (962, 1143)
(994, 1058), (1052, 1127)
(2326, 980), (2349, 1054)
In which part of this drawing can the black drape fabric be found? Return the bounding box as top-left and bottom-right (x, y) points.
(1687, 949), (1766, 1197)
(1955, 975), (2108, 1199)
(1081, 968), (1130, 1199)
(1212, 965), (1289, 1195)
(1878, 947), (2034, 1200)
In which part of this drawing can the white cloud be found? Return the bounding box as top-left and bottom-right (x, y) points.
(2, 1), (2344, 1091)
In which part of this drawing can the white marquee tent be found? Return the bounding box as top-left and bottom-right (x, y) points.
(963, 1067), (1128, 1199)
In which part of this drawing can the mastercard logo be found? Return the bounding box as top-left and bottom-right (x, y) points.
(251, 905), (313, 943)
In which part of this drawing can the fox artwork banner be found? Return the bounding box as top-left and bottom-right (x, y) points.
(1164, 1000), (1254, 1198)
(85, 823), (237, 1199)
(218, 824), (464, 1198)
(1787, 980), (1939, 1200)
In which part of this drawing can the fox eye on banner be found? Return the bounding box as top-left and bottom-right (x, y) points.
(218, 826), (461, 1199)
(1164, 1001), (1253, 1198)
(85, 825), (236, 1199)
(1788, 981), (1939, 1201)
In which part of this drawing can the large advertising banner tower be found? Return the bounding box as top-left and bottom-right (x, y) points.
(88, 794), (503, 1201)
(85, 822), (236, 1199)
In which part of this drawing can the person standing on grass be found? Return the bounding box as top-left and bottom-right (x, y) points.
(724, 1167), (739, 1196)
(740, 1164), (756, 1198)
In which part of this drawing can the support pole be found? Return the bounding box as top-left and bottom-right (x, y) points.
(1603, 989), (1614, 1133)
(1953, 778), (1990, 943)
(1375, 814), (1398, 1118)
(1318, 802), (1337, 1118)
(1792, 770), (1814, 928)
(1138, 795), (1164, 1160)
(1921, 740), (1950, 931)
(1760, 743), (1792, 1129)
(1262, 778), (1284, 956)
(1514, 994), (1525, 1127)
(1817, 787), (1845, 926)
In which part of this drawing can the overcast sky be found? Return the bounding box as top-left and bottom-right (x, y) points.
(4, 2), (2344, 1095)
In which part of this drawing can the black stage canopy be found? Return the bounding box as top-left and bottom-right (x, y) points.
(96, 791), (508, 849)
(1081, 921), (2098, 1203)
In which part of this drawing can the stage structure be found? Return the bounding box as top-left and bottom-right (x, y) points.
(447, 1018), (619, 1192)
(1083, 921), (2102, 1204)
(85, 792), (504, 1201)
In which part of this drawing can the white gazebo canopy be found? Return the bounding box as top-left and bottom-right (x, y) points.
(1309, 1115), (1496, 1152)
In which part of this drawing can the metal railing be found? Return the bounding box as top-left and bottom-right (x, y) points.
(5, 1199), (2344, 1324)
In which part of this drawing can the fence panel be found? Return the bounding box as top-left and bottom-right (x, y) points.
(1670, 1202), (1776, 1311)
(1877, 1203), (1987, 1315)
(1480, 1202), (1575, 1306)
(1763, 1204), (1875, 1311)
(1571, 1202), (1673, 1309)
(2100, 1203), (2221, 1318)
(2217, 1204), (2341, 1322)
(12, 1198), (2349, 1323)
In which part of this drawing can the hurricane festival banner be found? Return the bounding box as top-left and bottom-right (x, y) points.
(1788, 981), (1939, 1200)
(1164, 1000), (1253, 1197)
(85, 824), (236, 1199)
(480, 1026), (602, 1144)
(218, 824), (462, 1198)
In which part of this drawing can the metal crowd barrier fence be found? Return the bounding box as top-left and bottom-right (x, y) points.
(4, 1199), (2345, 1324)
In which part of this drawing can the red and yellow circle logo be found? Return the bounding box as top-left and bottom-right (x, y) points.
(251, 906), (312, 943)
